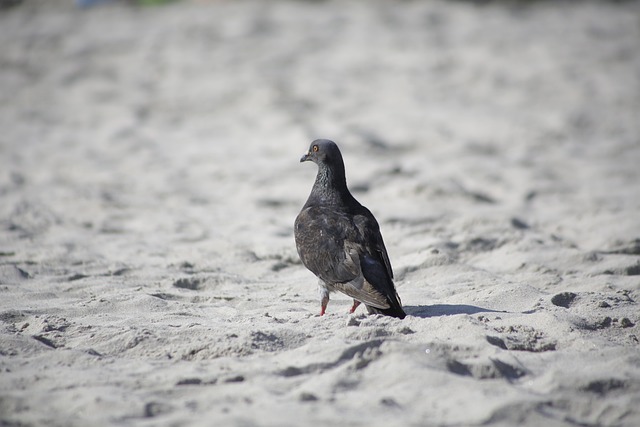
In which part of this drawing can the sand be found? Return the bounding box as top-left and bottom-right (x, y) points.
(1, 0), (639, 426)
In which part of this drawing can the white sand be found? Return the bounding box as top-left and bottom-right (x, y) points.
(1, 0), (639, 425)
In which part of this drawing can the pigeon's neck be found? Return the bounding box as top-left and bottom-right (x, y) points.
(308, 162), (355, 207)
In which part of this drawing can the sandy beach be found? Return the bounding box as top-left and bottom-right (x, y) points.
(1, 0), (639, 425)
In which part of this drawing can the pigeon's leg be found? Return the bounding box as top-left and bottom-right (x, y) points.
(318, 281), (330, 316)
(349, 300), (361, 314)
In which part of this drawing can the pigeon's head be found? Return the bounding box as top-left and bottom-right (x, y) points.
(300, 139), (342, 166)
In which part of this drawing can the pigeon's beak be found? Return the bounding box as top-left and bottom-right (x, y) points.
(300, 151), (311, 163)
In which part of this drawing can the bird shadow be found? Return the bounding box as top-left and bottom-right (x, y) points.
(405, 304), (507, 319)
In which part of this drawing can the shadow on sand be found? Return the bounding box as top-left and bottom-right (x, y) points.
(405, 304), (507, 319)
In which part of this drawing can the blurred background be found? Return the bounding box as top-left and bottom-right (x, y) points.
(1, 0), (639, 264)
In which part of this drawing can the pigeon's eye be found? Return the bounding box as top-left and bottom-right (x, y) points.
(312, 145), (319, 152)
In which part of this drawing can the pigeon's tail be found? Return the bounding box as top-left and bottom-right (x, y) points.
(366, 300), (406, 319)
(367, 306), (406, 318)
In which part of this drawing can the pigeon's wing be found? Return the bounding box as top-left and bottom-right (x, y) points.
(360, 252), (402, 309)
(352, 209), (405, 315)
(375, 235), (394, 280)
(331, 244), (391, 310)
(353, 209), (394, 280)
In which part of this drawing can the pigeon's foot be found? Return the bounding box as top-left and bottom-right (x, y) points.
(349, 300), (361, 314)
(320, 295), (329, 316)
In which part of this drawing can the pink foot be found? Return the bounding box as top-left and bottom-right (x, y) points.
(320, 296), (329, 316)
(349, 300), (361, 314)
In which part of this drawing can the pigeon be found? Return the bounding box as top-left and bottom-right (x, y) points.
(294, 139), (406, 319)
